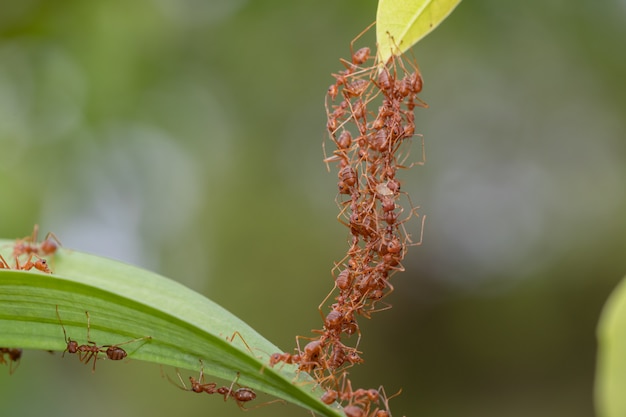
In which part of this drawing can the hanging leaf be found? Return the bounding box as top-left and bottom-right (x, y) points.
(376, 0), (463, 63)
(0, 240), (343, 417)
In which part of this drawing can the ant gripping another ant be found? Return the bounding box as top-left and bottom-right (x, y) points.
(321, 372), (401, 417)
(168, 360), (284, 411)
(55, 306), (151, 372)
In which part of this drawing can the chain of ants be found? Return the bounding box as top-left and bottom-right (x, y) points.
(269, 32), (426, 417)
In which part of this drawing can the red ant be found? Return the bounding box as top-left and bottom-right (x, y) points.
(339, 21), (376, 71)
(218, 373), (284, 410)
(296, 337), (326, 373)
(216, 373), (258, 409)
(327, 342), (363, 371)
(171, 361), (219, 394)
(171, 361), (283, 410)
(0, 347), (23, 374)
(0, 253), (51, 273)
(322, 372), (381, 415)
(269, 336), (326, 373)
(16, 254), (52, 273)
(367, 386), (401, 417)
(12, 224), (61, 258)
(56, 306), (151, 372)
(268, 351), (301, 368)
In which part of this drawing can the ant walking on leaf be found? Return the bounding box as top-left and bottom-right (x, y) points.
(55, 306), (151, 372)
(169, 360), (284, 411)
(0, 253), (51, 273)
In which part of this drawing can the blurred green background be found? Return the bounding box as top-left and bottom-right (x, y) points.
(1, 0), (625, 416)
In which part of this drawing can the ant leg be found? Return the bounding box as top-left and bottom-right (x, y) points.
(226, 331), (253, 355)
(225, 372), (240, 401)
(0, 254), (10, 269)
(163, 365), (191, 391)
(101, 335), (152, 360)
(197, 359), (206, 383)
(28, 224), (39, 243)
(84, 311), (94, 344)
(339, 21), (376, 69)
(81, 311), (102, 372)
(227, 331), (268, 373)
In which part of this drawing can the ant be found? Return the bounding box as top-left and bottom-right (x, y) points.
(368, 386), (401, 417)
(221, 374), (284, 410)
(16, 254), (52, 273)
(0, 347), (23, 374)
(322, 372), (380, 411)
(216, 373), (259, 409)
(56, 306), (151, 372)
(269, 336), (328, 376)
(173, 361), (219, 395)
(295, 337), (326, 373)
(0, 254), (51, 273)
(339, 21), (376, 70)
(12, 224), (61, 258)
(170, 360), (283, 410)
(269, 335), (325, 372)
(268, 351), (301, 368)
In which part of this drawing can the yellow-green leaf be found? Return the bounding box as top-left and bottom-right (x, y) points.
(376, 0), (462, 63)
(596, 275), (626, 417)
(0, 240), (343, 417)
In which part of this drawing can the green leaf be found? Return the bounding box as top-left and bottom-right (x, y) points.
(0, 240), (343, 417)
(596, 275), (626, 417)
(376, 0), (463, 63)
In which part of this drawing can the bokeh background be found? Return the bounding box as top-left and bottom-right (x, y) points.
(1, 1), (625, 416)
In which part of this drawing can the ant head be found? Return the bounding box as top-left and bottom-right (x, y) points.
(66, 340), (79, 354)
(34, 258), (51, 273)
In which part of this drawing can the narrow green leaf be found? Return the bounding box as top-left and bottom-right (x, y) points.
(596, 275), (626, 417)
(0, 240), (343, 417)
(376, 0), (462, 63)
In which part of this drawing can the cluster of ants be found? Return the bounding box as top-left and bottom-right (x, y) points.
(1, 226), (266, 410)
(0, 227), (151, 376)
(270, 26), (426, 417)
(0, 224), (60, 274)
(0, 225), (61, 374)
